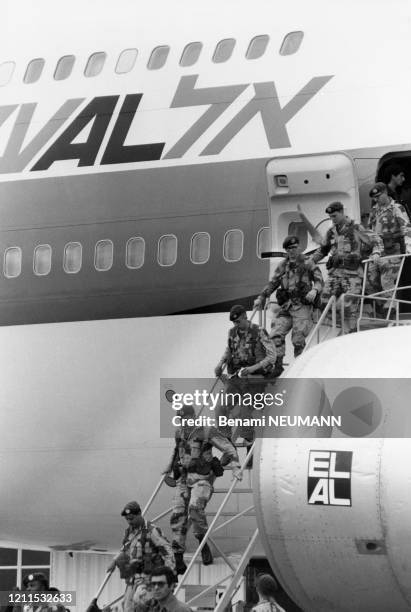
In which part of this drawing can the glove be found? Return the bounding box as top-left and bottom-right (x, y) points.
(370, 253), (380, 263)
(240, 366), (256, 376)
(215, 364), (224, 377)
(304, 289), (318, 304)
(232, 466), (243, 481)
(253, 296), (265, 309)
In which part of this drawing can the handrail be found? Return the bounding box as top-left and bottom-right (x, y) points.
(175, 443), (255, 596)
(302, 295), (337, 353)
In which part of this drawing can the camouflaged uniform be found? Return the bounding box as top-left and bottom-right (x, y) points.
(368, 199), (411, 307)
(118, 521), (175, 612)
(312, 216), (381, 332)
(217, 322), (277, 442)
(258, 254), (323, 357)
(170, 445), (224, 555)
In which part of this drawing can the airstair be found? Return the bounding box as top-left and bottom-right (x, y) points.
(96, 254), (411, 611)
(96, 442), (257, 611)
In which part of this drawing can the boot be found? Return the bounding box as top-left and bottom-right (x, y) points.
(294, 344), (304, 357)
(174, 552), (187, 575)
(273, 356), (284, 377)
(196, 536), (213, 565)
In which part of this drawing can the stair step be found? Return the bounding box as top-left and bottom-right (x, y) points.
(213, 488), (252, 494)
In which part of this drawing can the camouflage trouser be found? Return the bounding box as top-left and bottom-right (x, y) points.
(270, 303), (313, 357)
(368, 250), (402, 311)
(216, 377), (267, 443)
(170, 479), (212, 553)
(123, 574), (149, 612)
(322, 268), (363, 332)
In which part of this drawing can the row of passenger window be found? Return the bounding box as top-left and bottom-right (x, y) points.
(0, 32), (304, 86)
(2, 229), (271, 278)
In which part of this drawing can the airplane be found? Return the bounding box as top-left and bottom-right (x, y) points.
(0, 0), (411, 610)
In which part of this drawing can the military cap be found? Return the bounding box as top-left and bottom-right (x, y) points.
(282, 235), (299, 249)
(369, 182), (387, 198)
(165, 389), (176, 404)
(325, 201), (344, 214)
(23, 572), (49, 589)
(177, 404), (195, 418)
(121, 501), (141, 516)
(229, 304), (246, 321)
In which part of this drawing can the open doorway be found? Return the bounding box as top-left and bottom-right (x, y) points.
(376, 152), (411, 310)
(376, 152), (411, 219)
(244, 558), (302, 612)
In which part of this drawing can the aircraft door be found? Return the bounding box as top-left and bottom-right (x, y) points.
(265, 153), (360, 272)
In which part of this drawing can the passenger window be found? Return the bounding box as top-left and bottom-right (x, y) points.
(126, 237), (145, 269)
(180, 42), (203, 67)
(63, 242), (82, 273)
(116, 49), (138, 74)
(191, 233), (210, 264)
(24, 58), (45, 84)
(279, 31), (304, 56)
(0, 62), (15, 87)
(33, 245), (52, 275)
(85, 52), (106, 77)
(54, 55), (75, 81)
(213, 39), (236, 63)
(257, 227), (271, 258)
(4, 247), (22, 278)
(223, 230), (243, 262)
(147, 46), (170, 70)
(246, 35), (269, 60)
(287, 222), (308, 251)
(94, 240), (113, 271)
(158, 235), (177, 266)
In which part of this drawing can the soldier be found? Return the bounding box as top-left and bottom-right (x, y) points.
(165, 399), (242, 482)
(170, 413), (234, 573)
(214, 305), (278, 452)
(383, 163), (411, 220)
(311, 202), (381, 332)
(253, 235), (323, 364)
(17, 573), (66, 612)
(107, 501), (175, 612)
(367, 182), (411, 313)
(150, 566), (193, 611)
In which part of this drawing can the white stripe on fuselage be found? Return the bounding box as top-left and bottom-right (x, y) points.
(1, 0), (411, 181)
